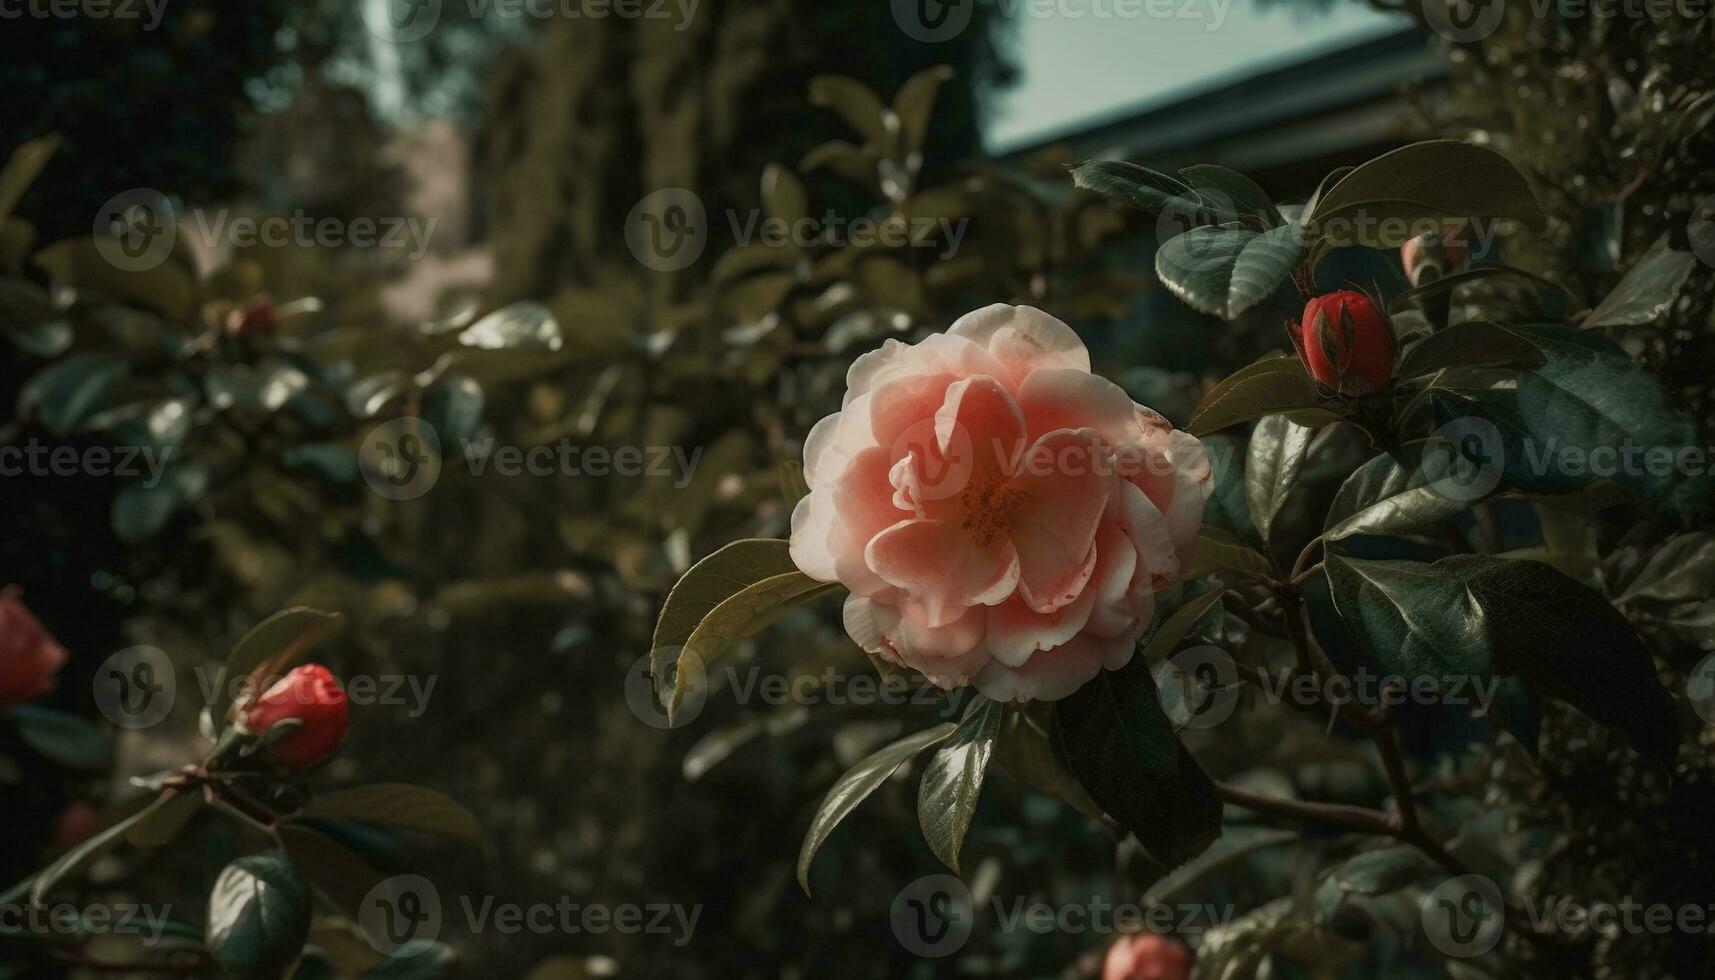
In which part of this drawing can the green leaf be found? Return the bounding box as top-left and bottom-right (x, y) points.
(991, 702), (1103, 818)
(206, 853), (312, 980)
(1245, 415), (1315, 544)
(1183, 527), (1274, 582)
(211, 608), (341, 733)
(798, 723), (958, 894)
(893, 65), (955, 158)
(457, 302), (561, 352)
(0, 135), (61, 222)
(17, 352), (130, 436)
(125, 790), (203, 847)
(760, 163), (808, 228)
(1055, 651), (1222, 869)
(661, 571), (841, 724)
(653, 539), (798, 652)
(917, 696), (1002, 872)
(1178, 164), (1280, 228)
(111, 462), (210, 543)
(299, 784), (482, 845)
(1307, 140), (1544, 247)
(1188, 355), (1339, 436)
(1154, 221), (1304, 320)
(1583, 234), (1698, 330)
(421, 375), (484, 444)
(1327, 553), (1678, 765)
(1071, 159), (1205, 215)
(1438, 323), (1711, 519)
(8, 705), (110, 771)
(1396, 320), (1546, 380)
(1322, 846), (1434, 897)
(1138, 587), (1228, 665)
(807, 75), (888, 146)
(1386, 266), (1571, 321)
(1616, 532), (1715, 607)
(1323, 453), (1478, 542)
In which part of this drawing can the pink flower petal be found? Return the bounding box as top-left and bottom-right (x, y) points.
(973, 630), (1135, 702)
(985, 589), (1096, 668)
(1006, 430), (1112, 612)
(866, 518), (1020, 627)
(1016, 368), (1141, 449)
(948, 304), (1090, 386)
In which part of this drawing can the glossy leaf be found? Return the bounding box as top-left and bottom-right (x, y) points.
(1583, 233), (1697, 330)
(1308, 140), (1544, 247)
(1395, 320), (1545, 379)
(8, 705), (110, 771)
(798, 723), (958, 894)
(1327, 553), (1678, 765)
(1245, 415), (1315, 544)
(1056, 649), (1222, 868)
(17, 351), (130, 435)
(918, 696), (1002, 872)
(206, 853), (312, 980)
(1179, 164), (1279, 228)
(1071, 159), (1205, 215)
(1183, 527), (1274, 582)
(1323, 453), (1477, 542)
(1188, 355), (1339, 436)
(1154, 221), (1303, 320)
(1139, 587), (1228, 664)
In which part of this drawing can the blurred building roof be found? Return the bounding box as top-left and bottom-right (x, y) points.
(1003, 27), (1446, 195)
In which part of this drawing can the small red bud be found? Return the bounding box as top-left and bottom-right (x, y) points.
(237, 664), (349, 770)
(1294, 290), (1394, 394)
(1102, 933), (1192, 980)
(53, 802), (104, 848)
(0, 589), (68, 709)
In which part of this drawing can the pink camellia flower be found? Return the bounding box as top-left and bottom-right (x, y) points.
(237, 664), (349, 770)
(789, 304), (1211, 701)
(0, 589), (68, 709)
(1103, 932), (1192, 980)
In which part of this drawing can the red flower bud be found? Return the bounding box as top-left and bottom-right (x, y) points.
(1293, 290), (1395, 395)
(1102, 933), (1192, 980)
(0, 589), (68, 709)
(237, 664), (349, 770)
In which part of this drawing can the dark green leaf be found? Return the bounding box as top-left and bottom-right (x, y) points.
(1071, 159), (1206, 215)
(918, 696), (1002, 872)
(1179, 164), (1280, 228)
(798, 723), (958, 894)
(299, 784), (482, 845)
(1183, 527), (1274, 582)
(17, 352), (130, 435)
(111, 462), (210, 543)
(1245, 415), (1315, 544)
(1323, 453), (1478, 542)
(8, 705), (110, 771)
(1322, 846), (1433, 897)
(1328, 553), (1678, 765)
(1139, 587), (1229, 664)
(1386, 266), (1572, 321)
(1583, 234), (1698, 330)
(1155, 221), (1303, 320)
(1055, 650), (1222, 868)
(1308, 140), (1544, 247)
(1188, 355), (1339, 436)
(1396, 320), (1545, 380)
(207, 853), (312, 980)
